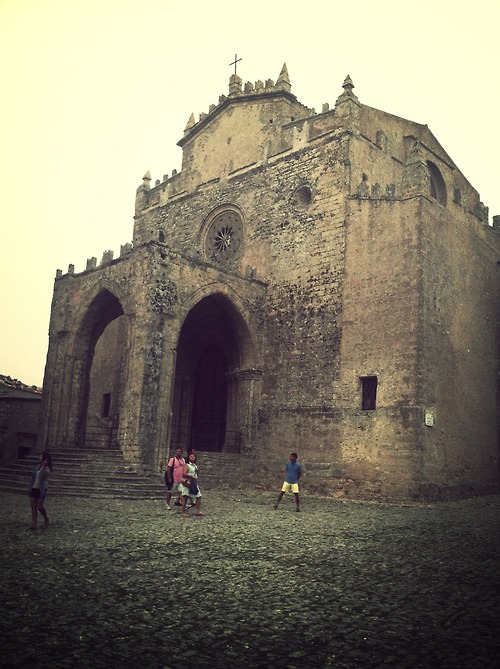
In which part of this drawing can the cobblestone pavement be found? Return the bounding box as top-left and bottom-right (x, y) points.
(0, 489), (498, 669)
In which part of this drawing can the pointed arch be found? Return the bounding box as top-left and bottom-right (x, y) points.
(72, 278), (135, 324)
(427, 160), (447, 206)
(181, 283), (259, 371)
(67, 288), (130, 449)
(171, 290), (261, 453)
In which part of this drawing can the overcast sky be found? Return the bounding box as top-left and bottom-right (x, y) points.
(1, 0), (498, 387)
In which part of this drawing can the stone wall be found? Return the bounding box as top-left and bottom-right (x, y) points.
(0, 377), (41, 461)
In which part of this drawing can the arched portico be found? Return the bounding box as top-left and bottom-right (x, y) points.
(39, 286), (131, 453)
(70, 288), (129, 449)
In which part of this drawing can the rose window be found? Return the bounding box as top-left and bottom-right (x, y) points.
(214, 226), (233, 252)
(204, 210), (243, 264)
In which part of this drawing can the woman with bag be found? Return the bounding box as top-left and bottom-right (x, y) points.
(180, 452), (205, 517)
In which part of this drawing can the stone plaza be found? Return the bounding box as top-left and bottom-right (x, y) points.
(1, 488), (498, 668)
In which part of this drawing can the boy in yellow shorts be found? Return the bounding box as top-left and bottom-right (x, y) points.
(273, 452), (302, 512)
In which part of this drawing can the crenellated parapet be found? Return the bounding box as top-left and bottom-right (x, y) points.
(55, 242), (133, 279)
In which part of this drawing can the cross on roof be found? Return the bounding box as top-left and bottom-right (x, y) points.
(229, 54), (242, 75)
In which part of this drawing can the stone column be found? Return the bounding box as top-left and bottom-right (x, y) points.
(226, 369), (263, 453)
(169, 374), (194, 453)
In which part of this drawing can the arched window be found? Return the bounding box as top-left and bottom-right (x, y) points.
(427, 161), (447, 206)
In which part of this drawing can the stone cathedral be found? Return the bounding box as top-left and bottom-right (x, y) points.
(38, 64), (500, 500)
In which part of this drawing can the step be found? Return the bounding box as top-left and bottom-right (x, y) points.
(0, 448), (246, 499)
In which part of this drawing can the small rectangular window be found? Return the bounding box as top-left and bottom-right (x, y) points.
(102, 393), (111, 418)
(361, 376), (377, 411)
(17, 445), (32, 459)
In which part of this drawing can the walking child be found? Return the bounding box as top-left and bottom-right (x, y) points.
(273, 452), (302, 512)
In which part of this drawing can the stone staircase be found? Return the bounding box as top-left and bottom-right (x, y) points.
(0, 449), (248, 500)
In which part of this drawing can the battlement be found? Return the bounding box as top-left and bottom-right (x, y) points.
(55, 243), (133, 279)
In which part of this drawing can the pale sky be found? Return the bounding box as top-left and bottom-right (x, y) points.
(1, 0), (498, 388)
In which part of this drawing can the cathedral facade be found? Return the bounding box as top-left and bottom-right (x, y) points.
(38, 65), (500, 500)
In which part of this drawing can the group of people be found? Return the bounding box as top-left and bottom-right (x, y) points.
(165, 448), (303, 515)
(27, 448), (302, 527)
(165, 448), (205, 517)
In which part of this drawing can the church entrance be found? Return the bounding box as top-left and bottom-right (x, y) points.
(170, 294), (248, 453)
(190, 344), (228, 451)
